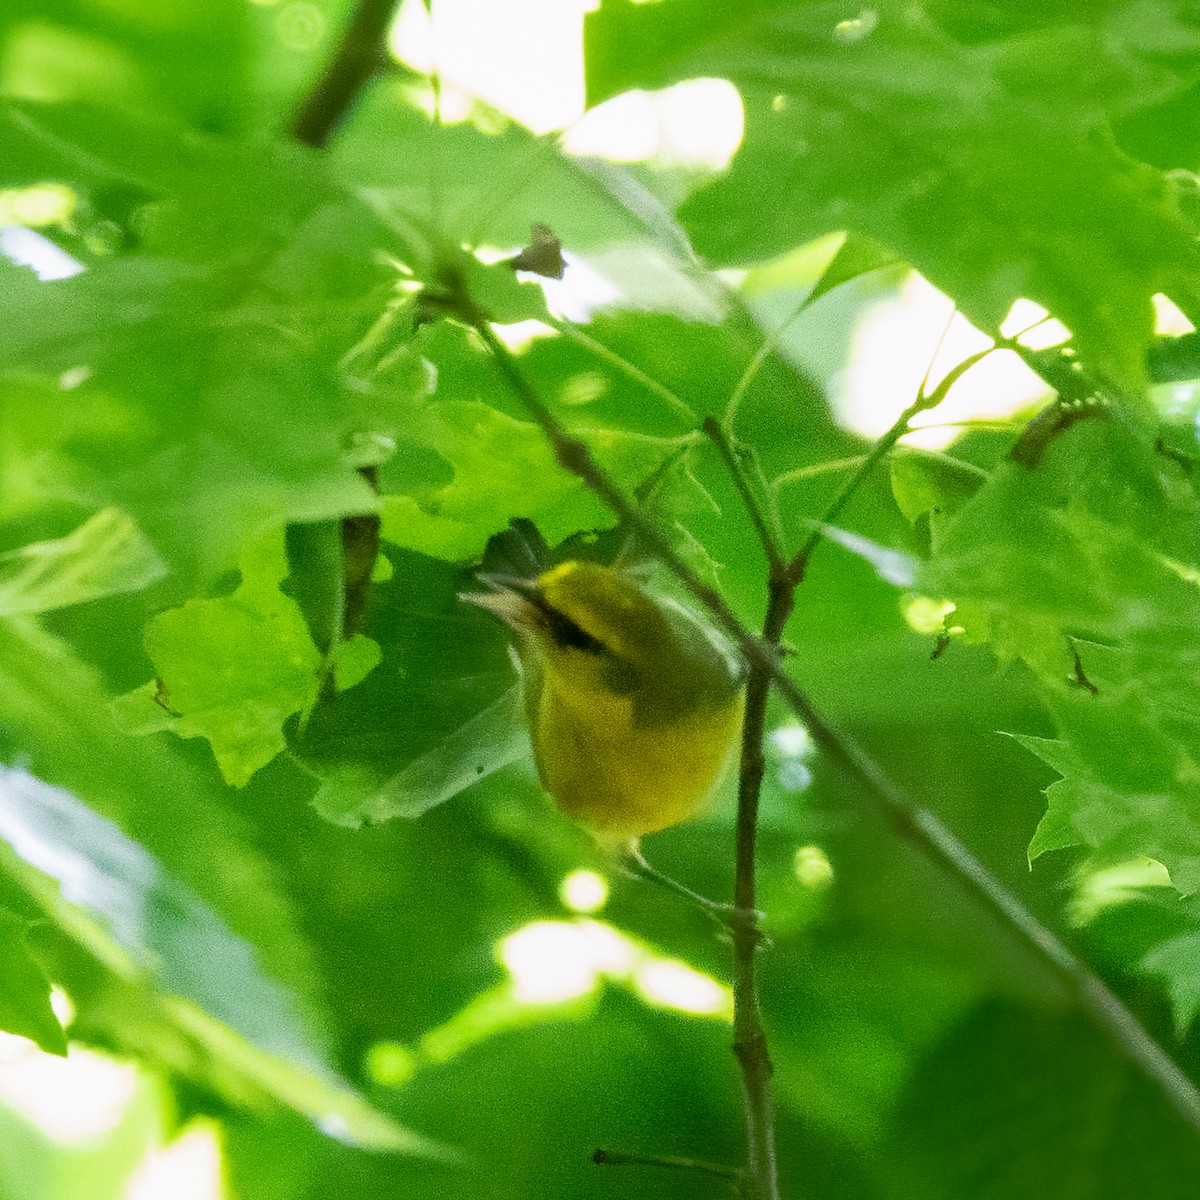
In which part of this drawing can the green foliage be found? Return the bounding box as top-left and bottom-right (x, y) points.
(0, 907), (67, 1055)
(1, 1), (1199, 1198)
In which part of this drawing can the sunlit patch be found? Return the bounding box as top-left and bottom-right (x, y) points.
(59, 365), (91, 390)
(49, 987), (74, 1027)
(498, 917), (728, 1019)
(770, 723), (814, 792)
(558, 371), (608, 408)
(1069, 857), (1173, 926)
(0, 182), (76, 228)
(364, 1040), (419, 1087)
(127, 1122), (222, 1200)
(843, 275), (1051, 450)
(793, 845), (834, 890)
(833, 10), (878, 43)
(1153, 294), (1195, 336)
(275, 1), (325, 51)
(635, 959), (732, 1017)
(903, 596), (956, 635)
(772, 724), (812, 758)
(500, 920), (605, 1002)
(560, 869), (609, 913)
(489, 319), (557, 351)
(389, 0), (587, 134)
(538, 254), (622, 322)
(565, 78), (743, 169)
(0, 1039), (137, 1143)
(998, 299), (1072, 349)
(0, 227), (84, 280)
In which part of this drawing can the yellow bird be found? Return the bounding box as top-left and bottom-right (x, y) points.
(467, 557), (745, 844)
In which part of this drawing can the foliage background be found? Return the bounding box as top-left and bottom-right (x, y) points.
(1, 1), (1200, 1197)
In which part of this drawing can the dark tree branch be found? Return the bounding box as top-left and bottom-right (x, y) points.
(290, 0), (400, 148)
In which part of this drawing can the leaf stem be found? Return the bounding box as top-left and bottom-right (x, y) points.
(703, 417), (787, 574)
(470, 313), (1200, 1143)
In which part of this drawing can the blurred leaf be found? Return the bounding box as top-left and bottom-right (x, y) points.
(0, 0), (257, 134)
(313, 687), (527, 828)
(889, 449), (988, 538)
(296, 547), (521, 826)
(585, 0), (1200, 395)
(0, 615), (334, 1064)
(0, 764), (438, 1154)
(0, 507), (165, 615)
(1144, 930), (1200, 1036)
(0, 906), (67, 1055)
(332, 75), (681, 252)
(0, 100), (411, 589)
(885, 1000), (1200, 1200)
(380, 398), (685, 562)
(805, 232), (899, 309)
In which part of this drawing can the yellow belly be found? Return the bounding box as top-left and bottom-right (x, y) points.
(529, 674), (744, 843)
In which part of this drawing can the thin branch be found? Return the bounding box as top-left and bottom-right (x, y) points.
(469, 313), (1200, 1139)
(289, 0), (400, 148)
(548, 318), (697, 426)
(593, 1149), (742, 1188)
(786, 344), (994, 584)
(728, 576), (793, 1200)
(625, 842), (733, 925)
(703, 417), (787, 573)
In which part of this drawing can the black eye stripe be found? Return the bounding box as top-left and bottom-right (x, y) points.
(544, 606), (604, 654)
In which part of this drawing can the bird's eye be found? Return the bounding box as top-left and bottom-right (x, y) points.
(544, 606), (604, 654)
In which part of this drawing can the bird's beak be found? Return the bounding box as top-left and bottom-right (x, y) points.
(461, 573), (543, 631)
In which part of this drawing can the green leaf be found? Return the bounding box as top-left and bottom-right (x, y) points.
(296, 547), (521, 827)
(0, 764), (439, 1154)
(0, 615), (332, 1061)
(0, 508), (166, 616)
(891, 450), (988, 525)
(379, 398), (684, 562)
(123, 532), (325, 787)
(312, 687), (527, 828)
(1143, 930), (1200, 1036)
(804, 232), (899, 309)
(585, 0), (1200, 396)
(0, 101), (411, 589)
(0, 906), (67, 1055)
(923, 417), (1200, 889)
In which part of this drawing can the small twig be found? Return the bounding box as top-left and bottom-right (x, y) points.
(787, 344), (994, 584)
(467, 311), (1200, 1140)
(593, 1149), (742, 1189)
(703, 417), (787, 574)
(624, 843), (734, 926)
(770, 454), (870, 493)
(548, 318), (697, 426)
(289, 0), (400, 148)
